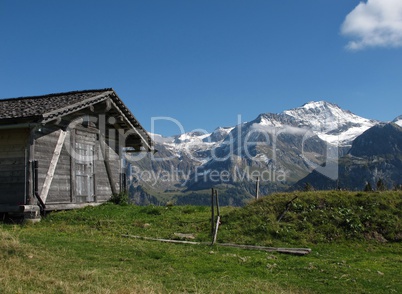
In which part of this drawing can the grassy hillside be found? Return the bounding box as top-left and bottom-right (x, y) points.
(1, 191), (401, 293)
(220, 190), (402, 245)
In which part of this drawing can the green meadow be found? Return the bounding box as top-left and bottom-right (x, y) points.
(1, 191), (401, 293)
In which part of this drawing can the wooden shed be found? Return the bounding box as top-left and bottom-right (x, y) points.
(0, 89), (153, 220)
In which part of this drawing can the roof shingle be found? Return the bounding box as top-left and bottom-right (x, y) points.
(0, 89), (112, 120)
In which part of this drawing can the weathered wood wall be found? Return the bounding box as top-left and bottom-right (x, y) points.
(0, 118), (124, 210)
(103, 128), (121, 196)
(0, 128), (29, 205)
(34, 123), (122, 206)
(35, 127), (71, 204)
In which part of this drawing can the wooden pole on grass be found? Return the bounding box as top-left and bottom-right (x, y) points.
(255, 176), (260, 200)
(211, 188), (215, 238)
(212, 189), (221, 245)
(215, 189), (220, 217)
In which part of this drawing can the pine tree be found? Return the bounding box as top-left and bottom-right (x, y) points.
(393, 184), (402, 191)
(376, 179), (386, 191)
(304, 182), (314, 192)
(364, 182), (373, 192)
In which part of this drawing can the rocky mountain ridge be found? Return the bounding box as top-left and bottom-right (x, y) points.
(292, 122), (402, 191)
(127, 101), (400, 205)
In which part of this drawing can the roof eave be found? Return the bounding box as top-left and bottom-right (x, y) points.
(108, 92), (153, 151)
(41, 91), (114, 123)
(37, 89), (153, 151)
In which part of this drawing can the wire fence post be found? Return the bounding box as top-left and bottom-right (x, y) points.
(211, 188), (215, 238)
(212, 189), (221, 245)
(256, 176), (259, 200)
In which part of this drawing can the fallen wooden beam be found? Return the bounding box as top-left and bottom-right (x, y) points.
(217, 243), (311, 255)
(173, 233), (195, 240)
(121, 234), (311, 255)
(122, 234), (201, 245)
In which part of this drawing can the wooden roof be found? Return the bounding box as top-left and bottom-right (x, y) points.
(0, 88), (153, 150)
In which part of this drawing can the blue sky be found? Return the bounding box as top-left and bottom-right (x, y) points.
(1, 0), (401, 136)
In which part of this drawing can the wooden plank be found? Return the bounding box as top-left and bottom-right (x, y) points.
(34, 153), (71, 161)
(37, 160), (71, 176)
(44, 202), (103, 211)
(0, 177), (25, 183)
(0, 151), (25, 158)
(121, 235), (312, 255)
(27, 128), (35, 205)
(0, 159), (25, 168)
(75, 130), (97, 144)
(47, 192), (71, 203)
(70, 129), (76, 203)
(122, 235), (201, 245)
(211, 188), (214, 238)
(255, 176), (260, 199)
(94, 196), (110, 202)
(212, 215), (221, 245)
(108, 159), (121, 192)
(0, 170), (25, 177)
(0, 164), (25, 172)
(35, 131), (61, 142)
(95, 184), (112, 190)
(106, 146), (120, 160)
(39, 130), (67, 204)
(35, 136), (60, 144)
(94, 175), (113, 196)
(99, 134), (117, 195)
(76, 130), (97, 137)
(0, 145), (26, 151)
(217, 243), (312, 255)
(215, 190), (220, 216)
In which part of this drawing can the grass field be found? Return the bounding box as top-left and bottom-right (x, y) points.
(1, 191), (401, 293)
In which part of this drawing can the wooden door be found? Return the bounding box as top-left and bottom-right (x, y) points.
(75, 142), (95, 202)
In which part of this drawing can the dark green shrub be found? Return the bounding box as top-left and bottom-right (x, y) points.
(140, 206), (162, 215)
(109, 191), (129, 205)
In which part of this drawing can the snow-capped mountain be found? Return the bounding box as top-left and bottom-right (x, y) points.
(282, 101), (378, 146)
(148, 127), (234, 165)
(159, 101), (376, 152)
(153, 101), (377, 160)
(128, 101), (383, 205)
(393, 115), (402, 127)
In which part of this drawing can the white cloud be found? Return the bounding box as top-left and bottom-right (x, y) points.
(341, 0), (402, 50)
